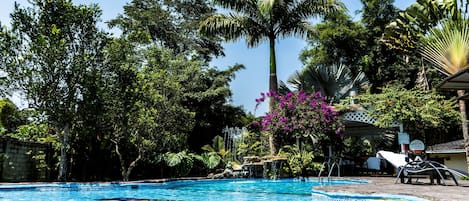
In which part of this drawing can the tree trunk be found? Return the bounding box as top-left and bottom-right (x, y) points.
(113, 140), (127, 181)
(457, 90), (469, 173)
(124, 155), (141, 181)
(57, 123), (69, 181)
(268, 36), (278, 155)
(296, 137), (301, 151)
(112, 139), (141, 181)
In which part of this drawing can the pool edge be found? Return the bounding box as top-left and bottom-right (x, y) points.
(311, 189), (430, 201)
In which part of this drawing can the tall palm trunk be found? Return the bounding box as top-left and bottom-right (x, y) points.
(457, 90), (469, 173)
(269, 35), (278, 155)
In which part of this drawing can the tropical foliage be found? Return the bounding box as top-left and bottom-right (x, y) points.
(199, 0), (343, 94)
(337, 85), (460, 129)
(200, 0), (343, 154)
(0, 0), (248, 181)
(301, 0), (422, 90)
(0, 99), (27, 133)
(383, 0), (465, 53)
(3, 0), (108, 181)
(421, 21), (469, 76)
(0, 0), (467, 181)
(237, 130), (270, 158)
(193, 152), (222, 171)
(278, 145), (322, 178)
(281, 63), (369, 103)
(256, 91), (344, 150)
(108, 0), (223, 61)
(164, 151), (195, 177)
(200, 135), (230, 166)
(342, 137), (372, 158)
(299, 9), (366, 71)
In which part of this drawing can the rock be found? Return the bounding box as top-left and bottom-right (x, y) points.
(207, 168), (235, 179)
(223, 168), (234, 178)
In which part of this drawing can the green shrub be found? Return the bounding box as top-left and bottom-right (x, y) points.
(164, 151), (195, 177)
(279, 145), (322, 178)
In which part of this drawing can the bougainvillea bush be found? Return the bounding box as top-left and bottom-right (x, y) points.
(255, 91), (344, 147)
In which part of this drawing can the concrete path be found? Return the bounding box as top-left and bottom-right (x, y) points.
(314, 176), (469, 201)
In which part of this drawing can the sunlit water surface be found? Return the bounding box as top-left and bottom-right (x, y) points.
(0, 178), (424, 201)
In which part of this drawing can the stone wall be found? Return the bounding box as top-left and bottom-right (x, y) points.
(0, 137), (51, 182)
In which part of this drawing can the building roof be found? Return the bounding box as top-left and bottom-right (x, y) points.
(426, 139), (466, 154)
(437, 67), (469, 90)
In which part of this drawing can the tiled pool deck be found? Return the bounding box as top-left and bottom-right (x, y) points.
(314, 176), (469, 201)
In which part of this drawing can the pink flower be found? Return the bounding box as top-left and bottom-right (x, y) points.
(252, 121), (259, 127)
(315, 91), (321, 97)
(311, 100), (317, 107)
(256, 90), (344, 138)
(280, 116), (287, 122)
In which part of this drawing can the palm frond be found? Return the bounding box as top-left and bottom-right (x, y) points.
(278, 20), (313, 39)
(286, 70), (313, 92)
(212, 135), (225, 151)
(276, 0), (343, 38)
(288, 63), (368, 102)
(214, 0), (259, 16)
(290, 0), (344, 19)
(194, 152), (221, 169)
(199, 14), (245, 40)
(218, 149), (231, 159)
(205, 0), (341, 47)
(421, 21), (469, 75)
(259, 0), (278, 14)
(164, 151), (193, 167)
(201, 144), (215, 152)
(278, 80), (292, 95)
(200, 13), (268, 47)
(352, 71), (370, 91)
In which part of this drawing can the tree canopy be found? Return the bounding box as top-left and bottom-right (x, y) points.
(3, 0), (108, 181)
(0, 0), (249, 181)
(338, 85), (460, 129)
(108, 0), (223, 61)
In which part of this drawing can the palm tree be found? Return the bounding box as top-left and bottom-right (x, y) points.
(383, 0), (464, 52)
(421, 21), (469, 173)
(199, 0), (343, 155)
(281, 63), (369, 103)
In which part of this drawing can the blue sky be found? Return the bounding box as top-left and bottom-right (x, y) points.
(1, 0), (414, 114)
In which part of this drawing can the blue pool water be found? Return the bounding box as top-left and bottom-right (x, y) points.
(0, 178), (426, 201)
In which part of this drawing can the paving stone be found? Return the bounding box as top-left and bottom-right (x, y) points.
(314, 176), (469, 201)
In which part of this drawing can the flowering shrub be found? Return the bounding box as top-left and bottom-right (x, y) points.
(255, 91), (344, 141)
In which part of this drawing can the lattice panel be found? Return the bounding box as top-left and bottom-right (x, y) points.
(342, 111), (376, 124)
(342, 111), (400, 127)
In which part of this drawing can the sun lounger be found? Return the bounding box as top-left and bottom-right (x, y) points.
(395, 160), (462, 186)
(376, 150), (408, 169)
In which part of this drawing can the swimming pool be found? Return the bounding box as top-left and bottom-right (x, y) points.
(0, 178), (427, 201)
